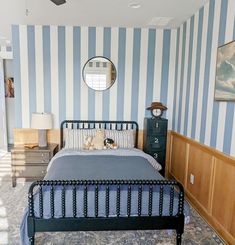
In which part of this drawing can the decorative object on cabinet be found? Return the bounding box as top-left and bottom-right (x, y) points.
(214, 40), (235, 101)
(143, 117), (168, 176)
(4, 77), (14, 97)
(146, 102), (167, 118)
(11, 143), (58, 187)
(82, 56), (117, 91)
(31, 113), (53, 148)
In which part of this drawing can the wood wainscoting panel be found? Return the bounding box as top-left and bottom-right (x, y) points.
(186, 145), (214, 211)
(212, 158), (235, 236)
(167, 131), (235, 244)
(170, 136), (187, 185)
(231, 203), (235, 238)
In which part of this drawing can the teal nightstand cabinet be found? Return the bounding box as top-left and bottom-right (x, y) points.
(143, 117), (168, 176)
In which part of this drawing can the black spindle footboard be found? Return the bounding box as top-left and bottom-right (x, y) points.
(27, 180), (185, 245)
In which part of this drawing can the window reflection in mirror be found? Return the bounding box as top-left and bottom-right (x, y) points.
(82, 57), (117, 91)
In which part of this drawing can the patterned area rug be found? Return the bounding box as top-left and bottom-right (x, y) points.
(0, 181), (225, 245)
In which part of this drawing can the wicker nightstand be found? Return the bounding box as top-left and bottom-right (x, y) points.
(11, 143), (58, 187)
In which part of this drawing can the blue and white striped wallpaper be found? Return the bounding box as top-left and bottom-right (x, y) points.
(11, 0), (235, 157)
(12, 26), (177, 130)
(173, 0), (235, 157)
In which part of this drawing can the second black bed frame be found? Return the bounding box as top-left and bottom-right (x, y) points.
(27, 120), (185, 244)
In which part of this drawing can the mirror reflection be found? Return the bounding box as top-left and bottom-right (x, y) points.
(82, 56), (117, 91)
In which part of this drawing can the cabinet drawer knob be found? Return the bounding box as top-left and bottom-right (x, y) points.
(153, 153), (158, 159)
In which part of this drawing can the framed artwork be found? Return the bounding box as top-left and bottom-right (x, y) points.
(5, 77), (14, 98)
(214, 40), (235, 101)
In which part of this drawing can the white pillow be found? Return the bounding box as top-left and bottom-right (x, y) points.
(64, 129), (96, 149)
(105, 129), (134, 148)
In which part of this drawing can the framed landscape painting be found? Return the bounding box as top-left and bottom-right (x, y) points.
(214, 40), (235, 101)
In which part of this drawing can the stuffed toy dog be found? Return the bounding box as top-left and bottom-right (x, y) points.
(104, 138), (118, 149)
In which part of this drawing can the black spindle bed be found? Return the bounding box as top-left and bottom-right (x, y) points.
(26, 120), (185, 244)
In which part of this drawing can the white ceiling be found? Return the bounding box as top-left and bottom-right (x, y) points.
(0, 0), (209, 46)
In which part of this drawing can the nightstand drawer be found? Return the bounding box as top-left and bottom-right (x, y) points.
(147, 120), (167, 135)
(25, 152), (50, 163)
(12, 152), (50, 164)
(13, 165), (47, 178)
(146, 136), (166, 150)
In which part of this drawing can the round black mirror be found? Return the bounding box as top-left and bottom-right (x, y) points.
(82, 56), (117, 91)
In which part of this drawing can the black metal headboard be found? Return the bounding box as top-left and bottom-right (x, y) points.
(60, 120), (139, 149)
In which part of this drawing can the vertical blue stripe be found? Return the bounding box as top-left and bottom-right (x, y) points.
(210, 0), (228, 148)
(102, 27), (111, 120)
(27, 26), (36, 120)
(88, 27), (96, 120)
(177, 22), (187, 132)
(116, 28), (126, 120)
(191, 7), (204, 138)
(43, 26), (51, 113)
(223, 103), (234, 154)
(58, 26), (66, 123)
(73, 27), (81, 119)
(145, 29), (156, 117)
(12, 25), (22, 127)
(199, 0), (215, 143)
(172, 28), (180, 131)
(131, 28), (141, 122)
(184, 16), (194, 135)
(160, 30), (171, 107)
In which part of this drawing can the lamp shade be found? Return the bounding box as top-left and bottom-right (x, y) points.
(31, 113), (52, 129)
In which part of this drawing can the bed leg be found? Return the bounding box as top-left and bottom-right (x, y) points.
(176, 232), (182, 245)
(29, 236), (35, 245)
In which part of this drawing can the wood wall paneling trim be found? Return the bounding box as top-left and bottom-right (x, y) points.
(208, 156), (216, 214)
(170, 135), (187, 185)
(165, 131), (172, 178)
(184, 143), (190, 187)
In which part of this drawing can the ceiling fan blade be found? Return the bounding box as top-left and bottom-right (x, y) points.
(50, 0), (66, 5)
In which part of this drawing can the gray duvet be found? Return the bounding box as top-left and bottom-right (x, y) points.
(45, 155), (164, 180)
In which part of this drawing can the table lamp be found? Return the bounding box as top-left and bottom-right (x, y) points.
(31, 113), (52, 148)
